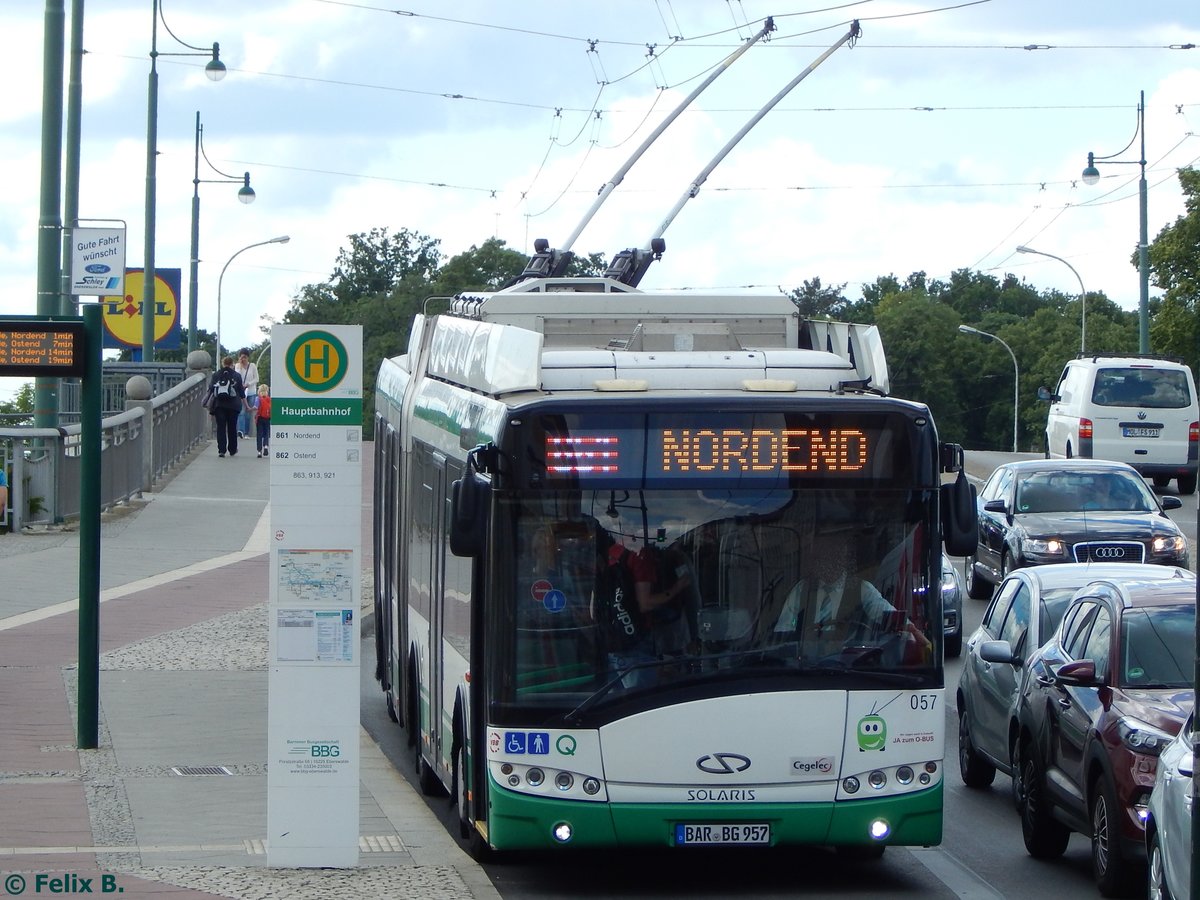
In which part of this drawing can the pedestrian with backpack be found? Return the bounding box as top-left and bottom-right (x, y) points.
(208, 356), (246, 458)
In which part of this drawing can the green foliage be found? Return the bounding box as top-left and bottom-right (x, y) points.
(1147, 167), (1200, 373)
(0, 382), (35, 425)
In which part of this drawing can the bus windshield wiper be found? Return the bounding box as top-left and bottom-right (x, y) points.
(560, 659), (666, 725)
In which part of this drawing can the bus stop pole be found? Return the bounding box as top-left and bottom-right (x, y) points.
(77, 303), (102, 748)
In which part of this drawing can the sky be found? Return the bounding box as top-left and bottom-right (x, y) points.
(3, 1), (1199, 399)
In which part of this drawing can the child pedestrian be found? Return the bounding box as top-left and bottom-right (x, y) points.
(255, 384), (272, 459)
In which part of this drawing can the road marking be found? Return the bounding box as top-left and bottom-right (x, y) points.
(908, 846), (1005, 899)
(0, 507), (270, 633)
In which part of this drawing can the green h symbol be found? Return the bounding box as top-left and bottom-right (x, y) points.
(303, 341), (333, 380)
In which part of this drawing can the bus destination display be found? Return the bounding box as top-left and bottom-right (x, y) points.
(0, 320), (86, 378)
(547, 428), (869, 475)
(533, 410), (916, 487)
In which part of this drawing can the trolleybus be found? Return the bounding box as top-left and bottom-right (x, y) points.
(372, 271), (977, 857)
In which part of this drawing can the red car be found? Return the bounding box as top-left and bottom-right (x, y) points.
(1012, 570), (1195, 897)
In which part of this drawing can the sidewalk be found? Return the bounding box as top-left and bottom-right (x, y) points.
(0, 439), (498, 899)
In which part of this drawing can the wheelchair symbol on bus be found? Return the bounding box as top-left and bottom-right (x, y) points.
(505, 731), (551, 754)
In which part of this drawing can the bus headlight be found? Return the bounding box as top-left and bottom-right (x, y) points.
(842, 776), (861, 794)
(868, 770), (887, 790)
(526, 768), (545, 786)
(552, 822), (573, 843)
(555, 771), (574, 791)
(870, 819), (891, 840)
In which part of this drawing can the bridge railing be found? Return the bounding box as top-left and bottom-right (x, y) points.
(0, 365), (211, 531)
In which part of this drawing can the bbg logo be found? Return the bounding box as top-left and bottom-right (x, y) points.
(311, 743), (341, 757)
(285, 330), (349, 393)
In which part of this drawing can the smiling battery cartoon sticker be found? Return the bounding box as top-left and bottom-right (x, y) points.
(857, 714), (887, 751)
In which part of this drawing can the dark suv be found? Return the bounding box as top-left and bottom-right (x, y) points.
(1012, 571), (1195, 896)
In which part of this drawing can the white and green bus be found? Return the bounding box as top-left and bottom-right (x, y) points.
(372, 271), (977, 858)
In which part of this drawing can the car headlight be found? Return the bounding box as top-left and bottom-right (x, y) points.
(1117, 717), (1174, 756)
(1151, 535), (1186, 555)
(941, 569), (957, 597)
(1021, 537), (1066, 556)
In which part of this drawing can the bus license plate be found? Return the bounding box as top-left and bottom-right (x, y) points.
(675, 823), (770, 845)
(1122, 426), (1160, 438)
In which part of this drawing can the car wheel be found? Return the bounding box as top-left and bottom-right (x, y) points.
(1147, 830), (1171, 900)
(1152, 475), (1170, 489)
(1000, 550), (1014, 580)
(385, 686), (399, 724)
(1091, 774), (1138, 897)
(1178, 473), (1197, 495)
(965, 555), (991, 600)
(1015, 739), (1069, 859)
(958, 706), (996, 788)
(1066, 442), (1074, 459)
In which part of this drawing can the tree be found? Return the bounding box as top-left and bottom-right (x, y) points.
(787, 277), (850, 319)
(1147, 167), (1200, 372)
(433, 237), (528, 294)
(0, 382), (34, 426)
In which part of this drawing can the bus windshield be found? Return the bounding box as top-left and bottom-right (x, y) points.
(491, 485), (939, 721)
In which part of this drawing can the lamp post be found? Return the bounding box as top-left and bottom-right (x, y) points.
(1081, 89), (1149, 354)
(1016, 245), (1088, 355)
(143, 0), (225, 362)
(216, 236), (290, 367)
(189, 110), (255, 357)
(959, 324), (1020, 453)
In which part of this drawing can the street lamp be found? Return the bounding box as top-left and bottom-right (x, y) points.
(216, 236), (290, 367)
(143, 0), (225, 362)
(958, 324), (1020, 453)
(1016, 245), (1088, 354)
(189, 110), (255, 356)
(1081, 89), (1149, 354)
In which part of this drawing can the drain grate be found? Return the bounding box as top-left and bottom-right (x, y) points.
(171, 765), (232, 777)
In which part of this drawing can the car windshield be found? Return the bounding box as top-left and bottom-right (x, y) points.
(1015, 473), (1153, 514)
(1120, 605), (1195, 688)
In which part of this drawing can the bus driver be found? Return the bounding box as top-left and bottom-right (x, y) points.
(773, 531), (932, 661)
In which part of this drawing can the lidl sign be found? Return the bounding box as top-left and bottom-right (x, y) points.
(100, 268), (181, 350)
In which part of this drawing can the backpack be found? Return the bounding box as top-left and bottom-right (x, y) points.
(596, 546), (646, 652)
(213, 370), (237, 398)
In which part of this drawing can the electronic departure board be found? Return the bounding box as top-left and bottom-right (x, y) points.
(0, 320), (87, 378)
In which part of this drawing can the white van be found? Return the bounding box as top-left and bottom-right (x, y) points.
(1040, 356), (1199, 494)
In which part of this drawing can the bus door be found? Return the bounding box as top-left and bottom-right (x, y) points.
(385, 425), (404, 702)
(428, 452), (448, 771)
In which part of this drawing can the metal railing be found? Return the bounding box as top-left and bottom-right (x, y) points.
(0, 367), (211, 531)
